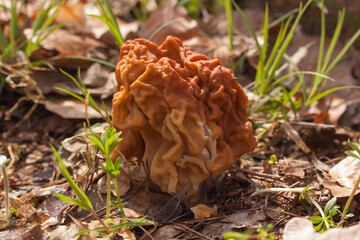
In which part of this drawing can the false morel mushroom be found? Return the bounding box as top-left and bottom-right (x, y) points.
(112, 36), (258, 204)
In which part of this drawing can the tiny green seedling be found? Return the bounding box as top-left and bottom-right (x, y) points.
(89, 0), (124, 47)
(268, 154), (278, 167)
(51, 143), (150, 236)
(310, 197), (340, 232)
(88, 127), (125, 219)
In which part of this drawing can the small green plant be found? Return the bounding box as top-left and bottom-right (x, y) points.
(231, 0), (360, 123)
(223, 223), (275, 240)
(310, 197), (340, 232)
(51, 144), (150, 236)
(179, 0), (200, 19)
(0, 0), (65, 63)
(218, 0), (233, 52)
(55, 69), (150, 235)
(90, 0), (124, 48)
(268, 154), (278, 167)
(88, 127), (125, 219)
(0, 155), (11, 224)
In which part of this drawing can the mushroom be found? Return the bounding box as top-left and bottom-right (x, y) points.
(112, 36), (258, 204)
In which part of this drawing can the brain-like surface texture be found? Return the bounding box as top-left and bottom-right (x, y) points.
(112, 36), (257, 203)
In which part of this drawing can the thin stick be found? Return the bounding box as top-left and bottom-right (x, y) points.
(239, 168), (282, 180)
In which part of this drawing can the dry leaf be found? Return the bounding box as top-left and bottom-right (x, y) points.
(140, 0), (199, 44)
(202, 210), (266, 239)
(0, 225), (44, 239)
(27, 29), (104, 69)
(330, 154), (360, 189)
(44, 96), (111, 119)
(54, 1), (86, 30)
(321, 152), (360, 197)
(278, 158), (306, 178)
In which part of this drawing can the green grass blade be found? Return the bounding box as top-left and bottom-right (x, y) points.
(306, 86), (360, 105)
(31, 1), (50, 34)
(73, 220), (151, 237)
(321, 0), (360, 28)
(52, 55), (116, 68)
(266, 1), (312, 87)
(324, 28), (360, 76)
(345, 151), (360, 159)
(51, 145), (93, 211)
(309, 7), (347, 102)
(26, 23), (66, 58)
(268, 8), (298, 29)
(258, 3), (269, 93)
(231, 0), (261, 52)
(348, 139), (360, 156)
(316, 0), (325, 74)
(223, 0), (233, 51)
(54, 193), (82, 206)
(55, 87), (85, 102)
(101, 99), (111, 124)
(59, 69), (83, 91)
(289, 74), (304, 97)
(279, 84), (297, 117)
(264, 16), (292, 74)
(148, 17), (183, 41)
(9, 0), (19, 44)
(40, 0), (65, 32)
(93, 0), (124, 46)
(321, 9), (345, 73)
(0, 28), (8, 53)
(268, 71), (335, 90)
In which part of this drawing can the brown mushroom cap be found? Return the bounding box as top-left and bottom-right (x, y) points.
(112, 36), (257, 203)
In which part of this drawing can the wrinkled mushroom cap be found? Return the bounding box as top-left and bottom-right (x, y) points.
(112, 36), (257, 204)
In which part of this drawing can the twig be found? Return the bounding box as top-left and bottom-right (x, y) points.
(3, 103), (38, 138)
(172, 222), (212, 240)
(139, 225), (155, 240)
(238, 168), (282, 180)
(250, 187), (306, 197)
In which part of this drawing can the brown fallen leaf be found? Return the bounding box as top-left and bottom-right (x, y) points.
(202, 210), (266, 239)
(329, 154), (360, 189)
(44, 96), (111, 119)
(0, 224), (44, 239)
(27, 29), (104, 69)
(322, 154), (360, 197)
(53, 1), (86, 30)
(147, 225), (183, 240)
(140, 0), (199, 44)
(277, 158), (306, 178)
